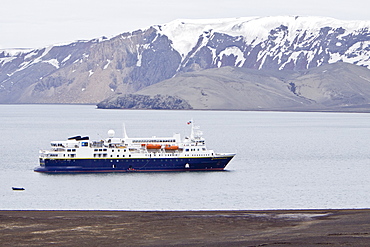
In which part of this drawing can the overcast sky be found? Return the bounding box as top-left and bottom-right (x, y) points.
(1, 0), (369, 49)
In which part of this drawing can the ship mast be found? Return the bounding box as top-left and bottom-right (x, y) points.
(123, 123), (128, 139)
(189, 119), (194, 140)
(189, 119), (203, 141)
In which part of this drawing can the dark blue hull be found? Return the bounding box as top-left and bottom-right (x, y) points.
(34, 156), (234, 173)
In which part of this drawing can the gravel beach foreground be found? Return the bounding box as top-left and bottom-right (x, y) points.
(0, 209), (369, 246)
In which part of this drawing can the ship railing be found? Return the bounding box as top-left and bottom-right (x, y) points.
(39, 153), (60, 158)
(39, 150), (58, 157)
(39, 151), (46, 158)
(214, 152), (236, 157)
(108, 144), (126, 148)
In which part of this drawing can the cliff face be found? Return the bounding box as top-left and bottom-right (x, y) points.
(0, 16), (370, 110)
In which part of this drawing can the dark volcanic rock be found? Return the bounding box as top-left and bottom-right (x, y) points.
(97, 94), (193, 110)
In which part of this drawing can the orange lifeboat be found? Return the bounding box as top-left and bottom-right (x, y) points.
(165, 145), (179, 150)
(146, 144), (161, 149)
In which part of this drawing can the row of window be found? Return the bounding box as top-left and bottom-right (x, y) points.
(145, 153), (179, 157)
(185, 148), (207, 151)
(184, 154), (211, 157)
(51, 143), (65, 147)
(93, 153), (210, 158)
(107, 159), (186, 162)
(132, 139), (176, 143)
(49, 152), (210, 158)
(48, 153), (76, 157)
(94, 148), (127, 152)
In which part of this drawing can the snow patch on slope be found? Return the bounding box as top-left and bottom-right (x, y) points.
(43, 59), (59, 69)
(155, 17), (255, 57)
(0, 48), (33, 57)
(0, 48), (33, 66)
(62, 54), (71, 64)
(103, 59), (111, 69)
(218, 46), (245, 67)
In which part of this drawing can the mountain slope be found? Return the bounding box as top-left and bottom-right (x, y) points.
(98, 62), (370, 111)
(133, 67), (310, 110)
(0, 16), (370, 108)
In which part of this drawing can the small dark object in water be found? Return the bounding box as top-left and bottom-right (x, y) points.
(12, 187), (25, 191)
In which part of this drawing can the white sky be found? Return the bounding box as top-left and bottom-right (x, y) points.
(1, 0), (369, 49)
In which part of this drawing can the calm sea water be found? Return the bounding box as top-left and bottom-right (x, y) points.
(0, 104), (369, 210)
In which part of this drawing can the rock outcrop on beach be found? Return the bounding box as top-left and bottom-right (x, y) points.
(1, 16), (370, 111)
(97, 94), (192, 110)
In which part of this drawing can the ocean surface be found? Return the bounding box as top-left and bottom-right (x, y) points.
(1, 104), (369, 210)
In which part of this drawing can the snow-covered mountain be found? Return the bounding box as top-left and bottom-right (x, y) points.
(158, 16), (370, 69)
(0, 16), (370, 106)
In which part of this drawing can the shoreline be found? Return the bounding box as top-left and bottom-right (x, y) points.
(1, 209), (369, 246)
(2, 103), (370, 113)
(1, 208), (369, 213)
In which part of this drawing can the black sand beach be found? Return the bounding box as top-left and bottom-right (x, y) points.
(0, 209), (369, 246)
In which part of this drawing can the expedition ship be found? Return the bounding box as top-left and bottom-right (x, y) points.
(34, 121), (235, 173)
